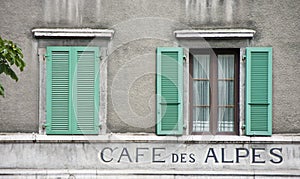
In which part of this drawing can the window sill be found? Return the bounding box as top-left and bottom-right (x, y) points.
(0, 133), (299, 144)
(0, 169), (299, 177)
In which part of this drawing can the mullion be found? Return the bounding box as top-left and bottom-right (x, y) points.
(210, 51), (218, 134)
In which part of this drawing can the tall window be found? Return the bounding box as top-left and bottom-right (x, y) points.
(190, 49), (239, 135)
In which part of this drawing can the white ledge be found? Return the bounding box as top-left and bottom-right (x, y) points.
(174, 29), (256, 38)
(0, 133), (299, 143)
(32, 28), (114, 38)
(0, 169), (299, 176)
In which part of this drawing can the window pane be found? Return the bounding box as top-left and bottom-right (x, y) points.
(218, 54), (235, 132)
(193, 81), (209, 105)
(193, 107), (210, 132)
(193, 55), (210, 79)
(218, 81), (234, 105)
(218, 108), (234, 132)
(192, 54), (210, 132)
(218, 55), (234, 79)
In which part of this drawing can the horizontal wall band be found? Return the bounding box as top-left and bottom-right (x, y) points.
(0, 133), (299, 143)
(174, 29), (256, 38)
(0, 169), (299, 177)
(32, 28), (114, 38)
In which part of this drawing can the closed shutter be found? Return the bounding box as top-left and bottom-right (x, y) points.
(46, 47), (72, 134)
(46, 47), (99, 135)
(156, 47), (183, 135)
(245, 47), (272, 136)
(72, 47), (99, 134)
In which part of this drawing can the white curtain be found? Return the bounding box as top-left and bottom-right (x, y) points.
(218, 55), (234, 132)
(193, 55), (210, 132)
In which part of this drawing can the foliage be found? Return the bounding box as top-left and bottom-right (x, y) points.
(0, 36), (25, 97)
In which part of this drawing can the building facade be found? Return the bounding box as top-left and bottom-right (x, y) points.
(0, 0), (299, 178)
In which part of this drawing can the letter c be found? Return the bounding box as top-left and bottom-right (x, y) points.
(100, 147), (114, 162)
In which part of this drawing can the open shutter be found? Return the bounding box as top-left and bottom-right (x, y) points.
(46, 47), (72, 134)
(245, 47), (272, 136)
(156, 47), (183, 135)
(72, 47), (99, 134)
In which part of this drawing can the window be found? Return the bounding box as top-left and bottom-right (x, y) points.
(156, 46), (272, 136)
(46, 46), (100, 135)
(189, 49), (239, 135)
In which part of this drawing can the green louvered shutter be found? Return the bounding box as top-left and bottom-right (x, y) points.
(72, 47), (99, 134)
(156, 47), (183, 135)
(245, 47), (272, 136)
(46, 47), (99, 135)
(46, 47), (72, 134)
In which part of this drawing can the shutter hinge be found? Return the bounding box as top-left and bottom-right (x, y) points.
(183, 55), (186, 62)
(44, 54), (49, 61)
(42, 123), (50, 129)
(242, 55), (246, 62)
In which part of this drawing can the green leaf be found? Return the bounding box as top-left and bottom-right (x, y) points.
(0, 82), (4, 97)
(6, 66), (18, 81)
(0, 63), (4, 74)
(0, 36), (25, 96)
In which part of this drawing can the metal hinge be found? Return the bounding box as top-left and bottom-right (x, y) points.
(44, 54), (49, 61)
(183, 55), (186, 62)
(242, 55), (246, 62)
(42, 123), (50, 129)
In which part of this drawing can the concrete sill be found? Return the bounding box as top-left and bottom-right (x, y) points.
(174, 29), (256, 38)
(32, 28), (114, 38)
(0, 133), (299, 143)
(0, 169), (299, 176)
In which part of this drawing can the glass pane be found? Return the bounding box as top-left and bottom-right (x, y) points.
(218, 108), (234, 132)
(217, 54), (235, 132)
(192, 54), (210, 132)
(193, 81), (209, 105)
(218, 81), (234, 105)
(193, 55), (210, 79)
(193, 107), (210, 132)
(218, 55), (234, 79)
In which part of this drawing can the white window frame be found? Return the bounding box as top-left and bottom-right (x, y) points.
(33, 28), (114, 135)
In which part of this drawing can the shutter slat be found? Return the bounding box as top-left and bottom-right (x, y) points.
(246, 47), (272, 136)
(156, 47), (183, 135)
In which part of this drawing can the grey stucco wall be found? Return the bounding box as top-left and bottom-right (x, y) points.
(0, 0), (299, 133)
